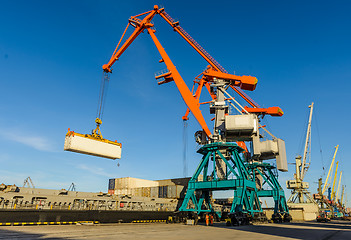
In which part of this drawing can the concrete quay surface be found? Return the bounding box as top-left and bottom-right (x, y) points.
(0, 221), (350, 240)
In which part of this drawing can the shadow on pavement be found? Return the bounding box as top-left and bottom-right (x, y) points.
(0, 228), (76, 240)
(290, 221), (351, 230)
(209, 221), (349, 240)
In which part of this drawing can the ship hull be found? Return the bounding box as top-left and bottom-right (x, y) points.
(0, 209), (173, 223)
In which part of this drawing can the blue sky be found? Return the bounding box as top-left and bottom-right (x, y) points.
(0, 1), (350, 207)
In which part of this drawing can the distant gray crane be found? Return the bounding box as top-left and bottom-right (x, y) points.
(23, 177), (35, 188)
(286, 102), (316, 203)
(68, 183), (76, 192)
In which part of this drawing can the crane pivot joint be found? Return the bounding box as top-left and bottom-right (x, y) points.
(102, 64), (112, 73)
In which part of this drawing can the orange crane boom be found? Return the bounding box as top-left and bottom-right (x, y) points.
(101, 5), (283, 138)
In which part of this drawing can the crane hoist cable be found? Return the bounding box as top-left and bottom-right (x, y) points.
(183, 120), (188, 177)
(93, 21), (131, 137)
(93, 72), (110, 139)
(314, 110), (325, 173)
(297, 109), (309, 157)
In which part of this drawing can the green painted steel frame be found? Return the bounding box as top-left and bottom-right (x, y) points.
(247, 162), (289, 215)
(179, 142), (263, 217)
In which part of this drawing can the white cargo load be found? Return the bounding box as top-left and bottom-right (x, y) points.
(64, 132), (121, 160)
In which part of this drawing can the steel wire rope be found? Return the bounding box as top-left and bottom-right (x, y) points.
(259, 113), (272, 141)
(314, 110), (325, 174)
(297, 109), (310, 157)
(183, 120), (188, 177)
(97, 72), (110, 121)
(337, 149), (343, 192)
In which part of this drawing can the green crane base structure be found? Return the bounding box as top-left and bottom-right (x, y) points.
(179, 142), (263, 221)
(247, 162), (291, 222)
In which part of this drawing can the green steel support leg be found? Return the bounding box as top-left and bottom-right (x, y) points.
(191, 152), (211, 181)
(203, 161), (209, 181)
(179, 188), (196, 211)
(179, 143), (263, 219)
(197, 195), (205, 211)
(249, 162), (290, 220)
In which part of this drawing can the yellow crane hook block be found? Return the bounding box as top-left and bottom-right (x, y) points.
(64, 129), (122, 159)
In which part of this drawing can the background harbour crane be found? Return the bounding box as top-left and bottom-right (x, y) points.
(286, 102), (316, 204)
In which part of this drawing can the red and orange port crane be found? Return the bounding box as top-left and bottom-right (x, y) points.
(66, 5), (290, 223)
(101, 5), (283, 140)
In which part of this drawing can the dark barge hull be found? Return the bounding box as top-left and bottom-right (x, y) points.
(0, 210), (174, 223)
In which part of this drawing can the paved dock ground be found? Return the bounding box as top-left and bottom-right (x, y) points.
(0, 221), (350, 240)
